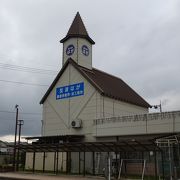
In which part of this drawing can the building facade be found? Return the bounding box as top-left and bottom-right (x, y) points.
(25, 13), (180, 178)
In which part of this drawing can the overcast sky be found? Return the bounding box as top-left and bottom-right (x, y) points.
(0, 0), (180, 141)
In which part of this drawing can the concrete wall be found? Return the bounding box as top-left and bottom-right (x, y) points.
(71, 152), (93, 174)
(25, 151), (93, 174)
(94, 111), (180, 137)
(25, 153), (33, 170)
(25, 152), (66, 172)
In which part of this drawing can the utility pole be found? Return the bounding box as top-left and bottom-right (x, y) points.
(17, 119), (24, 171)
(159, 100), (162, 113)
(13, 104), (19, 171)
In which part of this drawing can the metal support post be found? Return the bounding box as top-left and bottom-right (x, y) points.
(56, 150), (59, 174)
(108, 152), (111, 180)
(161, 151), (165, 180)
(69, 152), (71, 173)
(154, 151), (158, 180)
(83, 150), (86, 176)
(141, 152), (145, 180)
(66, 152), (71, 174)
(54, 152), (56, 174)
(116, 151), (118, 178)
(32, 151), (36, 173)
(118, 159), (123, 180)
(92, 152), (95, 175)
(168, 141), (173, 180)
(43, 152), (46, 173)
(79, 152), (81, 174)
(142, 160), (146, 180)
(66, 152), (68, 174)
(124, 152), (127, 177)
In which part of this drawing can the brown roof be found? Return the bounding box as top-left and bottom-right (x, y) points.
(40, 58), (150, 108)
(60, 12), (95, 44)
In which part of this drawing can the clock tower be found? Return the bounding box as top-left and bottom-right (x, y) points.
(60, 12), (95, 69)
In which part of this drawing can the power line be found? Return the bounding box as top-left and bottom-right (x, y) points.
(0, 53), (59, 69)
(0, 62), (58, 75)
(19, 112), (42, 115)
(0, 110), (15, 114)
(0, 110), (41, 115)
(0, 79), (49, 87)
(0, 116), (41, 121)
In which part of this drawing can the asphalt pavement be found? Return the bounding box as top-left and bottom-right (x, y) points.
(0, 172), (105, 180)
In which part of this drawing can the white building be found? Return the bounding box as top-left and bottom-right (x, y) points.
(0, 140), (8, 153)
(40, 12), (150, 140)
(24, 12), (180, 179)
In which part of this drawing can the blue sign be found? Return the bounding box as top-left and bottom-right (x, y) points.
(56, 82), (84, 100)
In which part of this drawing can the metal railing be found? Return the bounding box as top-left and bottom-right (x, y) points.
(93, 111), (180, 125)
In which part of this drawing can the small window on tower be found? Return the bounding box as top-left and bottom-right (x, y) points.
(82, 45), (89, 56)
(66, 44), (75, 56)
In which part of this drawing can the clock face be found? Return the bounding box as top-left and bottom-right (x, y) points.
(82, 45), (89, 56)
(66, 44), (75, 56)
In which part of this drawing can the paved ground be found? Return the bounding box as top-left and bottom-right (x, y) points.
(0, 172), (105, 180)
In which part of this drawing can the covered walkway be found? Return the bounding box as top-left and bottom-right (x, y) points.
(12, 135), (170, 179)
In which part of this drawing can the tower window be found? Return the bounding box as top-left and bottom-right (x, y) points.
(66, 44), (75, 56)
(82, 45), (89, 56)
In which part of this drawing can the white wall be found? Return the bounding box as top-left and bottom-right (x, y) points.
(103, 96), (148, 118)
(0, 147), (8, 153)
(25, 153), (33, 170)
(77, 38), (92, 69)
(25, 152), (66, 172)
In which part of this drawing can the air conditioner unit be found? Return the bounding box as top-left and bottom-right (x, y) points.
(71, 119), (82, 128)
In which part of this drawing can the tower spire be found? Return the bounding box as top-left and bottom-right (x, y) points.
(60, 12), (95, 44)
